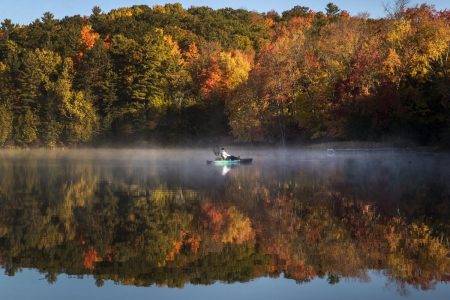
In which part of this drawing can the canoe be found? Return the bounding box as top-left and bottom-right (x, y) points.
(206, 158), (253, 165)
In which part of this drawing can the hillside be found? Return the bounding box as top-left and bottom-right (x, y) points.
(0, 2), (449, 146)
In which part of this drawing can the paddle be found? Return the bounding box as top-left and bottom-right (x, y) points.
(213, 146), (220, 159)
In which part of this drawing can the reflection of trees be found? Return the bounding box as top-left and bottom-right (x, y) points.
(0, 155), (448, 291)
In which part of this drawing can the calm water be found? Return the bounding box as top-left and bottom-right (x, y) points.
(0, 149), (448, 300)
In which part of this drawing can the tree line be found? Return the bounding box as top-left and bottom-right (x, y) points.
(0, 1), (449, 147)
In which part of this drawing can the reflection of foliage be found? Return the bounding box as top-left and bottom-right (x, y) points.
(221, 206), (254, 244)
(386, 223), (449, 290)
(202, 203), (255, 244)
(0, 155), (448, 291)
(83, 248), (100, 270)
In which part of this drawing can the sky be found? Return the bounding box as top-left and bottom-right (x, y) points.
(0, 0), (449, 24)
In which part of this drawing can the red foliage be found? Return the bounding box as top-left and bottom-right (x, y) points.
(404, 4), (436, 23)
(437, 10), (450, 22)
(337, 46), (381, 102)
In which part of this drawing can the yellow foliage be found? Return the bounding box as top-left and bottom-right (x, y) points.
(387, 19), (412, 45)
(163, 35), (181, 58)
(388, 253), (414, 280)
(383, 48), (402, 81)
(218, 50), (252, 91)
(0, 225), (8, 237)
(221, 206), (255, 244)
(185, 43), (200, 63)
(406, 224), (448, 259)
(151, 187), (172, 206)
(265, 18), (275, 27)
(108, 7), (142, 20)
(386, 16), (450, 79)
(153, 5), (166, 14)
(0, 62), (7, 73)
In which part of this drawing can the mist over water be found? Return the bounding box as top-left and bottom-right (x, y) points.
(0, 148), (449, 299)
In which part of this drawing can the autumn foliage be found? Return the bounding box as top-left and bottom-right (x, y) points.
(0, 2), (449, 147)
(83, 248), (100, 270)
(0, 151), (448, 288)
(201, 202), (255, 243)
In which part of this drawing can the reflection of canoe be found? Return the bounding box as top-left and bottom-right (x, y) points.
(206, 158), (253, 165)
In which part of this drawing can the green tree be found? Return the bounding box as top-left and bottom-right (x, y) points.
(17, 48), (62, 146)
(56, 58), (97, 143)
(282, 6), (310, 21)
(325, 3), (341, 17)
(14, 108), (39, 145)
(0, 104), (13, 145)
(76, 42), (118, 132)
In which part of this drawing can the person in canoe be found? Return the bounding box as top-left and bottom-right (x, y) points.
(220, 147), (239, 160)
(207, 147), (252, 165)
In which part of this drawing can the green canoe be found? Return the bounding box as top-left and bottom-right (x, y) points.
(206, 158), (253, 165)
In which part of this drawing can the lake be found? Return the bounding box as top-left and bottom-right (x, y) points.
(0, 149), (448, 300)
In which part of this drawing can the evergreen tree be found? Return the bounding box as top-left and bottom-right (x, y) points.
(325, 3), (341, 17)
(0, 104), (13, 145)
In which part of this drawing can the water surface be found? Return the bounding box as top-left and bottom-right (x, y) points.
(0, 149), (448, 299)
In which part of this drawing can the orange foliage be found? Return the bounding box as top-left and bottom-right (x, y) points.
(75, 25), (100, 62)
(340, 10), (350, 19)
(201, 202), (224, 239)
(201, 202), (255, 244)
(185, 234), (201, 254)
(255, 32), (301, 105)
(288, 262), (316, 282)
(199, 58), (222, 97)
(83, 248), (100, 270)
(287, 15), (314, 31)
(385, 225), (402, 252)
(384, 48), (402, 82)
(163, 34), (181, 57)
(264, 18), (275, 28)
(185, 43), (200, 64)
(80, 25), (100, 50)
(199, 50), (252, 97)
(165, 240), (183, 261)
(165, 231), (202, 262)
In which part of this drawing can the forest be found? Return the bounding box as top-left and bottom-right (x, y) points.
(0, 1), (449, 147)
